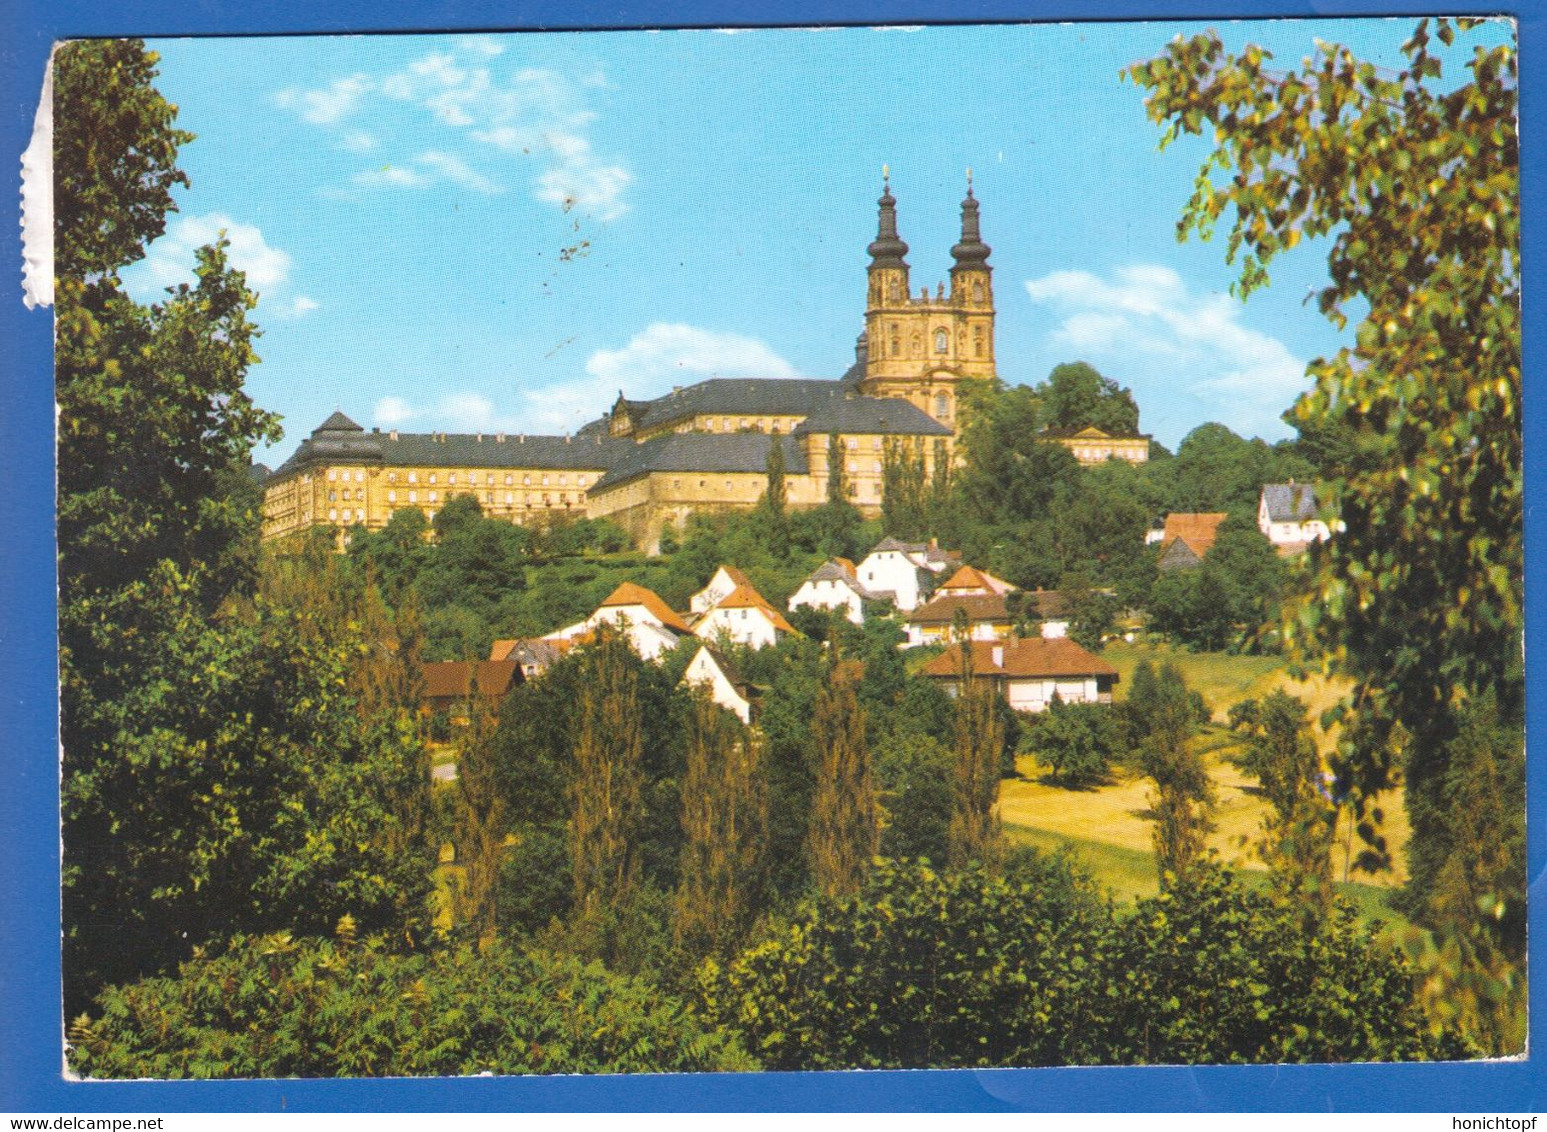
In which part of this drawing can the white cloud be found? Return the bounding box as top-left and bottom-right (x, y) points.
(275, 74), (373, 125)
(276, 48), (630, 218)
(1024, 264), (1309, 439)
(124, 213), (319, 319)
(586, 323), (799, 384)
(371, 391), (526, 434)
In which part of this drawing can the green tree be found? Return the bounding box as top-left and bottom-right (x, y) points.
(700, 852), (1111, 1070)
(675, 692), (768, 959)
(880, 436), (929, 540)
(452, 685), (507, 947)
(806, 658), (877, 898)
(70, 926), (754, 1078)
(1130, 19), (1522, 1047)
(1232, 692), (1335, 913)
(568, 627), (646, 955)
(1131, 662), (1212, 881)
(1036, 361), (1141, 435)
(1025, 697), (1119, 788)
(946, 630), (1002, 870)
(1092, 864), (1434, 1064)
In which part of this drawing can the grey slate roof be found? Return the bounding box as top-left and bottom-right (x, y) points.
(804, 559), (876, 598)
(248, 462), (272, 485)
(273, 418), (629, 478)
(591, 431), (809, 491)
(792, 395), (951, 437)
(1261, 482), (1321, 523)
(594, 378), (846, 435)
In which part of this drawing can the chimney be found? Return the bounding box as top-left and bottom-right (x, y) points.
(389, 429), (398, 441)
(476, 433), (483, 442)
(496, 433), (505, 443)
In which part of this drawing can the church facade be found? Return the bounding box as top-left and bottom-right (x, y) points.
(261, 177), (997, 551)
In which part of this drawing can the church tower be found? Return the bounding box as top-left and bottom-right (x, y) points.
(861, 171), (997, 429)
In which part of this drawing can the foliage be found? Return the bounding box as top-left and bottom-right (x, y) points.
(451, 688), (506, 945)
(806, 658), (877, 898)
(1129, 15), (1520, 880)
(1148, 516), (1285, 650)
(1024, 697), (1122, 787)
(1231, 692), (1336, 911)
(1093, 864), (1433, 1064)
(699, 853), (1112, 1070)
(70, 928), (754, 1077)
(1036, 361), (1140, 435)
(947, 634), (1003, 869)
(676, 693), (769, 959)
(1128, 662), (1213, 880)
(874, 733), (955, 864)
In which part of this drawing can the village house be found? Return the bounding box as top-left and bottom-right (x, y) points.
(920, 638), (1119, 712)
(679, 644), (758, 725)
(905, 591), (1013, 647)
(1154, 512), (1229, 572)
(855, 536), (962, 612)
(693, 582), (799, 651)
(689, 564), (755, 615)
(1021, 588), (1073, 639)
(420, 659), (523, 725)
(488, 638), (565, 680)
(788, 558), (875, 624)
(1258, 482), (1335, 552)
(546, 581), (691, 661)
(934, 563), (1016, 598)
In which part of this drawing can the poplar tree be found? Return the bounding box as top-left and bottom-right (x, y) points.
(1136, 663), (1213, 883)
(946, 621), (1001, 870)
(569, 627), (645, 938)
(675, 691), (768, 957)
(807, 659), (877, 898)
(453, 680), (506, 947)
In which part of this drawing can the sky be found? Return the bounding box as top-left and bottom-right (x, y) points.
(120, 18), (1513, 462)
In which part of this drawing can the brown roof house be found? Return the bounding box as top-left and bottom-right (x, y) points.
(904, 590), (1013, 648)
(421, 659), (523, 725)
(1155, 512), (1229, 572)
(545, 581), (691, 662)
(921, 638), (1118, 713)
(694, 581), (799, 651)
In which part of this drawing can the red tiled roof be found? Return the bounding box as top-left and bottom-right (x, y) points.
(906, 591), (1010, 625)
(489, 639), (516, 661)
(1161, 512), (1228, 559)
(422, 659), (522, 701)
(920, 638), (1118, 680)
(938, 564), (992, 592)
(599, 581), (692, 635)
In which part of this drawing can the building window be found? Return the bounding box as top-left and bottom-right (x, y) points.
(847, 461), (857, 474)
(935, 393), (951, 420)
(673, 479), (681, 489)
(523, 474), (531, 485)
(429, 491), (438, 502)
(541, 475), (550, 486)
(408, 471), (418, 484)
(578, 475), (588, 487)
(559, 475), (567, 486)
(328, 490), (336, 502)
(890, 329), (900, 357)
(486, 473), (494, 485)
(934, 328), (949, 354)
(355, 471), (364, 483)
(327, 470), (337, 482)
(847, 437), (857, 450)
(504, 474), (513, 485)
(388, 471), (397, 484)
(974, 328), (985, 357)
(388, 490), (397, 503)
(408, 491), (417, 503)
(505, 491), (513, 504)
(448, 473), (456, 485)
(725, 480), (733, 490)
(328, 508), (337, 520)
(973, 280), (985, 302)
(429, 473), (437, 484)
(872, 436), (882, 450)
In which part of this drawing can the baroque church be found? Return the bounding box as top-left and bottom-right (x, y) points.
(261, 176), (1000, 552)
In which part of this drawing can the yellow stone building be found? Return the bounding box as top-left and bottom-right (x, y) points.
(261, 177), (999, 551)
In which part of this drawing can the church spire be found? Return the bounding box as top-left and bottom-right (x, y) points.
(867, 167), (910, 269)
(951, 169), (991, 267)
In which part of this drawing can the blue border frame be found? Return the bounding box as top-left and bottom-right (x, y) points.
(1, 0), (1540, 1113)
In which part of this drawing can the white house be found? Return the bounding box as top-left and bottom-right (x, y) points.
(680, 644), (756, 725)
(855, 537), (961, 612)
(788, 558), (874, 625)
(1258, 483), (1334, 550)
(694, 582), (798, 650)
(689, 564), (754, 615)
(920, 638), (1119, 713)
(545, 581), (691, 662)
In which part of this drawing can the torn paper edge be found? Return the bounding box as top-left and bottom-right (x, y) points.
(20, 44), (56, 309)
